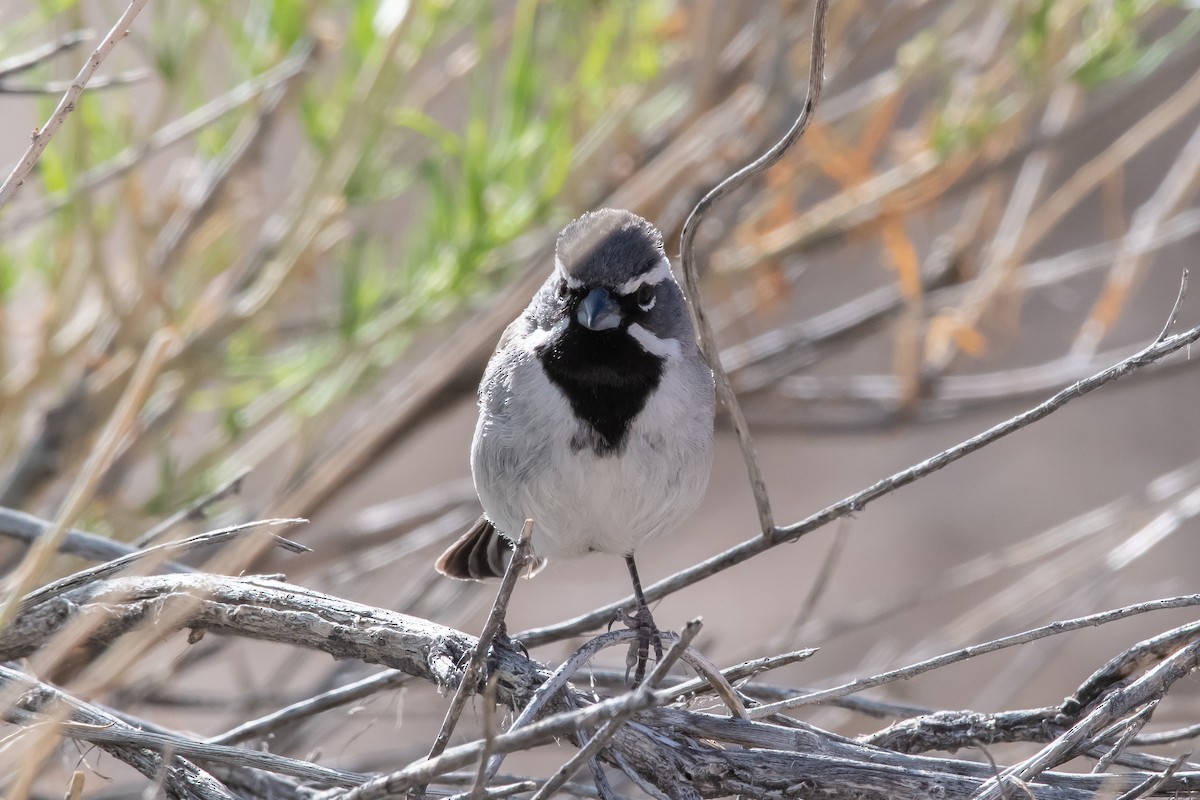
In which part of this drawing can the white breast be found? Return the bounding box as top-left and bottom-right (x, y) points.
(471, 338), (713, 562)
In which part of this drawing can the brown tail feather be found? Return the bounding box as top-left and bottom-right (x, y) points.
(435, 516), (545, 580)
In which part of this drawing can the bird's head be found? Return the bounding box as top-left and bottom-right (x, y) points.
(539, 209), (693, 371)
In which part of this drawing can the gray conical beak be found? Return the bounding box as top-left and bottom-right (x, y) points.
(577, 288), (622, 331)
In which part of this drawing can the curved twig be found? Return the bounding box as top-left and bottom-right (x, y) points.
(676, 0), (831, 537)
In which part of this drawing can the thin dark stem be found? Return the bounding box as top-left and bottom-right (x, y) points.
(676, 0), (831, 538)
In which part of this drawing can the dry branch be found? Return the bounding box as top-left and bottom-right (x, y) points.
(749, 600), (1200, 718)
(3, 6), (1200, 800)
(16, 518), (306, 613)
(0, 506), (190, 567)
(0, 665), (242, 800)
(5, 572), (1200, 799)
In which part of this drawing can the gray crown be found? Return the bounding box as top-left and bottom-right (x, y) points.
(556, 209), (665, 288)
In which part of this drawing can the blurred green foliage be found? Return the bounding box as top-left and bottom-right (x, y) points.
(0, 0), (668, 517)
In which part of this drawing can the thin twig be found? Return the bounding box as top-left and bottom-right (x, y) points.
(676, 0), (830, 537)
(134, 467), (253, 547)
(207, 668), (409, 746)
(1155, 269), (1190, 344)
(518, 317), (1200, 647)
(484, 628), (646, 782)
(0, 507), (190, 569)
(973, 637), (1200, 799)
(322, 680), (664, 800)
(13, 714), (368, 787)
(0, 664), (239, 800)
(445, 781), (538, 800)
(746, 593), (1200, 717)
(528, 620), (702, 800)
(0, 329), (175, 632)
(674, 643), (749, 719)
(787, 520), (849, 642)
(1, 40), (314, 233)
(0, 0), (150, 211)
(866, 622), (1200, 755)
(657, 646), (819, 706)
(0, 30), (90, 78)
(17, 518), (307, 613)
(426, 522), (534, 762)
(0, 68), (151, 94)
(434, 771), (596, 799)
(1114, 752), (1193, 800)
(560, 690), (618, 800)
(467, 673), (502, 800)
(1134, 722), (1200, 746)
(1091, 701), (1159, 773)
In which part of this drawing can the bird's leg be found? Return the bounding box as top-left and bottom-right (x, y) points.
(622, 554), (663, 686)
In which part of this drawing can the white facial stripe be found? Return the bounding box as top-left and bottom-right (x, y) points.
(616, 258), (672, 296)
(525, 318), (567, 351)
(627, 323), (681, 360)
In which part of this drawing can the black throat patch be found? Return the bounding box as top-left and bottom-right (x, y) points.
(538, 325), (664, 456)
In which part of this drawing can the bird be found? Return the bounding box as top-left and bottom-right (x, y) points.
(435, 208), (715, 683)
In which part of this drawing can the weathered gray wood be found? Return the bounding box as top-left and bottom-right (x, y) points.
(8, 573), (1197, 800)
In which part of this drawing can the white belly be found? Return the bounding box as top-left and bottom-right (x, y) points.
(471, 347), (713, 562)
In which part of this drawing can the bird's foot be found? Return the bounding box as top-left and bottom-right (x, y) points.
(485, 621), (528, 681)
(620, 603), (663, 686)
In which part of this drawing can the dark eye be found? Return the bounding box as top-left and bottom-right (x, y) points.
(557, 281), (570, 299)
(636, 284), (655, 309)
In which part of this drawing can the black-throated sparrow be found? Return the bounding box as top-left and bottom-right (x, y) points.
(436, 209), (715, 682)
